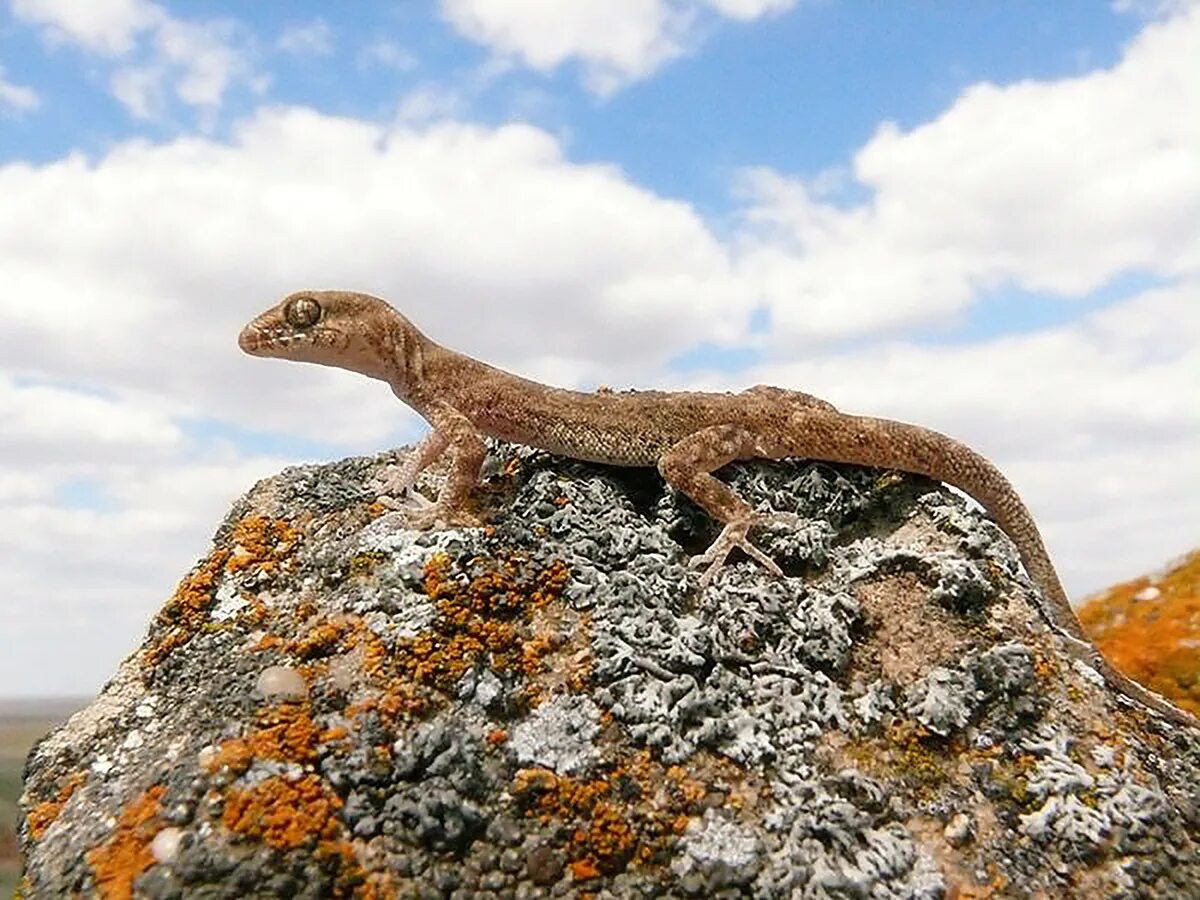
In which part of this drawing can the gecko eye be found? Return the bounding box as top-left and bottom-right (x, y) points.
(284, 296), (322, 329)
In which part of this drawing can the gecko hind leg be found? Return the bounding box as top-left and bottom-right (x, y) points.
(659, 424), (795, 585)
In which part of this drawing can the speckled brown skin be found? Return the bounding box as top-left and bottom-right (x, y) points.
(239, 289), (1197, 728)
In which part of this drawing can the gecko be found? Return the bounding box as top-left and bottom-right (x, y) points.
(239, 289), (1198, 729)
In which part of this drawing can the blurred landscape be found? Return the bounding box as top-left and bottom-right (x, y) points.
(1080, 549), (1200, 718)
(0, 698), (87, 897)
(0, 552), (1195, 895)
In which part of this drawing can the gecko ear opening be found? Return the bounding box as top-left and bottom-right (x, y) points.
(284, 296), (322, 328)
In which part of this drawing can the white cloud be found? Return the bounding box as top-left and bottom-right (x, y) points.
(0, 450), (292, 696)
(277, 18), (333, 56)
(0, 377), (182, 464)
(12, 0), (255, 118)
(10, 0), (160, 55)
(1113, 0), (1200, 18)
(439, 0), (798, 95)
(704, 0), (796, 20)
(737, 6), (1200, 343)
(0, 65), (40, 111)
(0, 107), (752, 446)
(395, 83), (469, 123)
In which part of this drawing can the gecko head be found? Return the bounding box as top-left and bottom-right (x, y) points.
(239, 290), (406, 379)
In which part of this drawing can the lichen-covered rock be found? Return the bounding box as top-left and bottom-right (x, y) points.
(18, 443), (1200, 898)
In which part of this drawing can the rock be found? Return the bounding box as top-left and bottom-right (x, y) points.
(18, 442), (1200, 898)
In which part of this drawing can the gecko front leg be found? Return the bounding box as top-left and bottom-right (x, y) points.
(371, 429), (448, 511)
(658, 424), (795, 585)
(377, 402), (485, 529)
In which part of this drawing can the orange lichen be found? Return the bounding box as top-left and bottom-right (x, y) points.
(26, 772), (86, 839)
(225, 516), (301, 575)
(204, 703), (323, 776)
(521, 633), (564, 677)
(223, 774), (341, 850)
(360, 873), (400, 900)
(569, 858), (601, 880)
(251, 633), (287, 652)
(143, 548), (231, 666)
(1079, 549), (1200, 716)
(564, 647), (595, 694)
(85, 785), (164, 900)
(289, 620), (352, 659)
(144, 516), (300, 666)
(512, 749), (719, 875)
(236, 595), (270, 628)
(222, 774), (362, 895)
(352, 554), (571, 726)
(486, 728), (508, 746)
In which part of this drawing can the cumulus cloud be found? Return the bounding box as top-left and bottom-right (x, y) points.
(737, 6), (1200, 343)
(0, 107), (752, 446)
(0, 451), (293, 695)
(439, 0), (798, 95)
(11, 0), (256, 118)
(0, 377), (183, 464)
(10, 0), (159, 55)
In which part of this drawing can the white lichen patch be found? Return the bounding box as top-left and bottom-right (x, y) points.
(1020, 795), (1109, 845)
(672, 809), (760, 886)
(509, 693), (601, 775)
(210, 580), (249, 621)
(1024, 735), (1094, 799)
(906, 667), (978, 736)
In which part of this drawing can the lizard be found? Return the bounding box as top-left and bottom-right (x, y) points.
(239, 289), (1199, 729)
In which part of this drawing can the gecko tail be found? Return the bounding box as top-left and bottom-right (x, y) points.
(782, 410), (1068, 616)
(778, 409), (1199, 728)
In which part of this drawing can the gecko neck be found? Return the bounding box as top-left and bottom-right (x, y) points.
(361, 312), (436, 406)
(375, 314), (494, 418)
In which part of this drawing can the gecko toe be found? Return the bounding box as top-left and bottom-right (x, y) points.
(691, 517), (783, 586)
(405, 503), (482, 531)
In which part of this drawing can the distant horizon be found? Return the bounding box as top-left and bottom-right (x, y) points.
(0, 697), (91, 715)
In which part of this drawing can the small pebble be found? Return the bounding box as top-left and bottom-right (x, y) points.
(150, 826), (185, 863)
(256, 665), (308, 700)
(526, 845), (563, 885)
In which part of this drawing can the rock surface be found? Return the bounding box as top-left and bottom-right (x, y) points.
(18, 443), (1200, 898)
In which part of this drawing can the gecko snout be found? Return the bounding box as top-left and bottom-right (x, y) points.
(237, 324), (264, 355)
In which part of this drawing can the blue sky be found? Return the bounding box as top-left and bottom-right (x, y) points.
(0, 0), (1196, 696)
(2, 3), (1145, 195)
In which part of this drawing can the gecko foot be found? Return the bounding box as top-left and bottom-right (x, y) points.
(691, 513), (797, 586)
(369, 465), (420, 503)
(403, 501), (482, 530)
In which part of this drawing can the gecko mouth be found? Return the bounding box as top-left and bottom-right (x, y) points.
(237, 325), (279, 355)
(238, 325), (314, 355)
